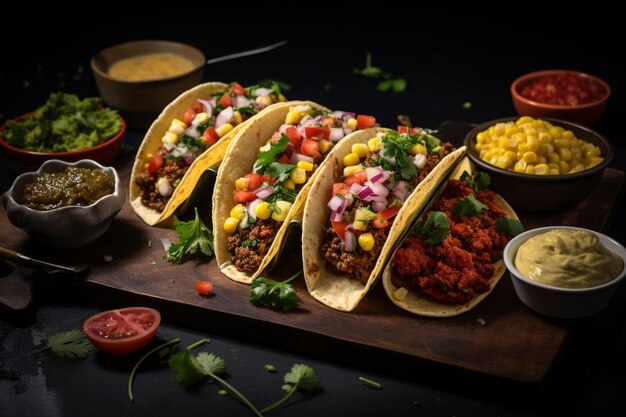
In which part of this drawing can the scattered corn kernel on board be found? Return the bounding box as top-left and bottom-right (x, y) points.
(1, 122), (624, 383)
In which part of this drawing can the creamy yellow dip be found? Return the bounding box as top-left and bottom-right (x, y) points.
(514, 229), (623, 289)
(108, 53), (195, 81)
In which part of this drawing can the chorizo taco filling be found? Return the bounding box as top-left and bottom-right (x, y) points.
(222, 105), (376, 273)
(320, 128), (455, 284)
(135, 82), (284, 212)
(390, 171), (523, 305)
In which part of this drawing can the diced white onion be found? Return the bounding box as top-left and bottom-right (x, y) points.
(253, 87), (273, 97)
(413, 154), (427, 169)
(157, 177), (173, 197)
(247, 198), (263, 221)
(329, 128), (344, 142)
(235, 96), (251, 108)
(368, 181), (389, 198)
(215, 106), (234, 128)
(293, 104), (311, 113)
(290, 152), (314, 164)
(185, 125), (201, 139)
(255, 186), (274, 198)
(197, 99), (214, 118)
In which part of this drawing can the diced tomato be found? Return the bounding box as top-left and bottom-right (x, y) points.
(244, 173), (263, 191)
(372, 205), (402, 228)
(182, 107), (196, 125)
(285, 126), (302, 144)
(234, 190), (258, 203)
(356, 115), (376, 129)
(301, 138), (321, 158)
(332, 182), (350, 197)
(229, 82), (245, 95)
(218, 93), (232, 108)
(322, 116), (336, 128)
(277, 154), (291, 164)
(147, 153), (163, 174)
(397, 125), (418, 135)
(202, 126), (219, 147)
(344, 170), (367, 186)
(195, 281), (213, 296)
(259, 174), (276, 184)
(193, 101), (204, 113)
(331, 220), (349, 241)
(305, 126), (331, 140)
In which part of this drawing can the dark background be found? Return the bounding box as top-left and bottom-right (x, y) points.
(1, 7), (625, 417)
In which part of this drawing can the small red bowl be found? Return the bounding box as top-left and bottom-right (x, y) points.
(511, 69), (610, 126)
(0, 113), (126, 171)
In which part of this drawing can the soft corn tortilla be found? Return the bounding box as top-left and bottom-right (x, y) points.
(301, 127), (467, 312)
(381, 156), (520, 317)
(130, 82), (287, 226)
(213, 101), (331, 284)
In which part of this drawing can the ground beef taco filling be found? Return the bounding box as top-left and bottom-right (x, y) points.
(136, 82), (285, 211)
(320, 128), (454, 283)
(391, 173), (521, 304)
(222, 106), (377, 273)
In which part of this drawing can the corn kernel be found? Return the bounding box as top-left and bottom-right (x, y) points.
(351, 143), (370, 157)
(504, 150), (517, 161)
(558, 147), (572, 162)
(475, 143), (484, 152)
(569, 163), (585, 173)
(534, 163), (550, 175)
(522, 151), (537, 163)
(283, 179), (296, 189)
(343, 152), (360, 166)
(516, 116), (534, 126)
(230, 204), (246, 220)
(548, 153), (560, 164)
(505, 126), (521, 136)
(271, 201), (292, 222)
(548, 128), (561, 139)
(549, 168), (560, 175)
(513, 160), (527, 173)
(358, 233), (375, 251)
(318, 139), (333, 154)
(346, 118), (358, 131)
(537, 155), (547, 164)
(343, 165), (364, 177)
(368, 137), (382, 151)
(562, 130), (575, 140)
(408, 143), (427, 156)
(559, 161), (570, 173)
(285, 110), (303, 124)
(297, 160), (314, 171)
(524, 126), (538, 136)
(495, 155), (513, 169)
(494, 123), (507, 135)
(216, 123), (233, 137)
(290, 167), (307, 184)
(255, 202), (272, 220)
(525, 164), (535, 175)
(554, 138), (570, 149)
(169, 119), (187, 135)
(233, 111), (243, 125)
(256, 95), (274, 106)
(162, 131), (179, 145)
(477, 132), (488, 143)
(223, 217), (239, 234)
(538, 132), (552, 143)
(235, 177), (249, 190)
(588, 157), (604, 168)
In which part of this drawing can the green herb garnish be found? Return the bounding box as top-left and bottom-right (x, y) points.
(414, 211), (450, 245)
(166, 207), (214, 263)
(452, 193), (487, 217)
(495, 217), (524, 236)
(39, 329), (92, 359)
(250, 271), (301, 311)
(254, 134), (289, 172)
(353, 53), (407, 93)
(460, 171), (491, 192)
(260, 364), (319, 414)
(266, 162), (296, 183)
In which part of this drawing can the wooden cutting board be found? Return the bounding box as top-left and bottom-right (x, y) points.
(1, 125), (624, 384)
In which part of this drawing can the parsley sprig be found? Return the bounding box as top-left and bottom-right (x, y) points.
(166, 207), (214, 263)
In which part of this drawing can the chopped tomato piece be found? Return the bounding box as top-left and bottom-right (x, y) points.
(182, 107), (196, 125)
(397, 125), (418, 134)
(259, 174), (276, 184)
(234, 190), (257, 203)
(195, 281), (214, 296)
(322, 116), (336, 128)
(372, 205), (402, 228)
(344, 170), (367, 186)
(193, 101), (204, 113)
(202, 126), (219, 147)
(332, 182), (350, 197)
(218, 93), (232, 108)
(244, 173), (263, 191)
(229, 82), (245, 95)
(356, 115), (376, 129)
(147, 153), (163, 174)
(277, 154), (290, 164)
(301, 138), (321, 158)
(305, 126), (331, 140)
(285, 126), (302, 144)
(331, 220), (350, 242)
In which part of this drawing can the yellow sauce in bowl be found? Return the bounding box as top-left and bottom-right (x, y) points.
(514, 229), (623, 289)
(108, 53), (195, 81)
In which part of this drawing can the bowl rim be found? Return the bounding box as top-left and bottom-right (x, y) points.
(5, 158), (124, 214)
(503, 225), (626, 293)
(90, 39), (206, 84)
(511, 69), (611, 110)
(0, 112), (126, 158)
(463, 116), (613, 182)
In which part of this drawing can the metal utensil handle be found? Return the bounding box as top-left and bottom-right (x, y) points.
(206, 40), (288, 65)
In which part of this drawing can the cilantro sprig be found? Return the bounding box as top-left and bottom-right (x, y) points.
(414, 211), (450, 245)
(250, 271), (301, 311)
(166, 207), (214, 263)
(353, 53), (407, 93)
(495, 217), (524, 236)
(266, 162), (296, 183)
(38, 329), (92, 359)
(260, 364), (319, 414)
(254, 134), (288, 172)
(452, 193), (487, 217)
(460, 171), (491, 192)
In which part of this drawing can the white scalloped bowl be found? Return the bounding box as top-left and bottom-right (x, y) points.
(3, 159), (125, 248)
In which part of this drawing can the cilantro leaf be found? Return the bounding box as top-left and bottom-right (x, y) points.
(168, 350), (206, 386)
(423, 134), (441, 154)
(452, 193), (487, 217)
(495, 217), (524, 236)
(382, 137), (417, 181)
(461, 171), (491, 192)
(41, 329), (92, 359)
(264, 183), (298, 204)
(250, 271), (301, 311)
(378, 78), (407, 92)
(255, 134), (288, 172)
(283, 364), (319, 392)
(414, 211), (450, 245)
(166, 207), (214, 264)
(266, 162), (296, 183)
(353, 53), (386, 79)
(195, 352), (226, 378)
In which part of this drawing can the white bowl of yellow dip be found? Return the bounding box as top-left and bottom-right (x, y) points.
(504, 226), (626, 319)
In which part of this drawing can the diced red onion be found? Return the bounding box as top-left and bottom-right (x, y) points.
(216, 106), (234, 128)
(290, 152), (314, 164)
(197, 99), (214, 118)
(182, 152), (194, 165)
(285, 142), (294, 158)
(163, 143), (175, 152)
(343, 128), (354, 135)
(299, 115), (314, 127)
(366, 166), (384, 181)
(372, 200), (387, 212)
(329, 128), (344, 142)
(349, 183), (365, 196)
(330, 210), (345, 222)
(333, 110), (356, 122)
(357, 186), (374, 199)
(209, 97), (216, 108)
(391, 181), (410, 202)
(247, 198), (263, 221)
(255, 186), (274, 198)
(328, 195), (344, 211)
(253, 87), (273, 97)
(369, 181), (389, 197)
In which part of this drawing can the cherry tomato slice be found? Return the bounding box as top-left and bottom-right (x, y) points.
(344, 170), (367, 186)
(82, 307), (161, 355)
(244, 173), (263, 191)
(285, 126), (302, 145)
(234, 190), (258, 203)
(218, 93), (232, 108)
(229, 82), (245, 95)
(182, 107), (196, 125)
(195, 281), (214, 296)
(147, 153), (163, 174)
(397, 125), (418, 135)
(202, 126), (219, 147)
(372, 206), (402, 228)
(301, 138), (321, 158)
(304, 126), (331, 140)
(356, 115), (376, 129)
(331, 220), (349, 242)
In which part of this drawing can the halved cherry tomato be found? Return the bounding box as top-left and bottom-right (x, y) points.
(218, 93), (232, 108)
(301, 138), (321, 158)
(356, 115), (376, 129)
(332, 182), (350, 197)
(397, 125), (418, 135)
(244, 173), (263, 191)
(331, 220), (349, 242)
(285, 126), (302, 145)
(202, 126), (219, 147)
(305, 126), (331, 140)
(182, 107), (196, 125)
(147, 153), (163, 174)
(372, 205), (402, 228)
(193, 101), (204, 113)
(82, 307), (161, 355)
(234, 190), (258, 203)
(195, 281), (214, 296)
(344, 170), (367, 186)
(229, 82), (245, 95)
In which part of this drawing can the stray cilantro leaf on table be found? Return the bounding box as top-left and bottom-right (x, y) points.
(250, 271), (301, 311)
(260, 364), (320, 414)
(354, 53), (407, 92)
(39, 329), (92, 359)
(166, 207), (214, 263)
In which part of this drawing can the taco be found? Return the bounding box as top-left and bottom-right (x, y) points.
(213, 102), (377, 284)
(130, 81), (286, 225)
(381, 159), (523, 317)
(301, 126), (466, 312)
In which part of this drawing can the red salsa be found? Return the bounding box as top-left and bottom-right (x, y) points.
(521, 73), (606, 106)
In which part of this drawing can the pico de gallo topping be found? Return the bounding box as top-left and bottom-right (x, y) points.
(223, 105), (377, 273)
(520, 73), (607, 106)
(320, 128), (455, 284)
(135, 82), (285, 211)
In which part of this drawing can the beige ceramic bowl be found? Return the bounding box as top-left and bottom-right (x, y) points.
(3, 159), (125, 248)
(91, 40), (205, 129)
